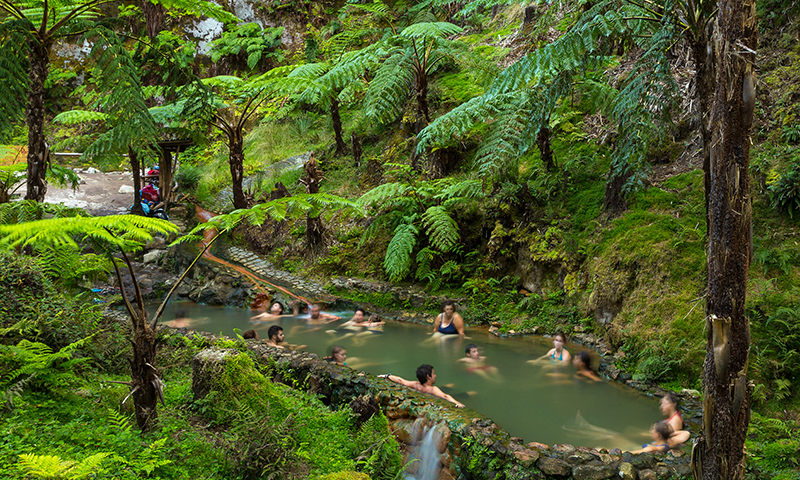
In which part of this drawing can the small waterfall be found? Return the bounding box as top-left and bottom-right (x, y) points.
(405, 419), (443, 480)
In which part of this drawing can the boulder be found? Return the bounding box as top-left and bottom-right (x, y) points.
(638, 469), (657, 480)
(572, 464), (616, 480)
(119, 185), (134, 194)
(191, 348), (240, 400)
(618, 462), (636, 480)
(143, 249), (165, 264)
(513, 448), (540, 468)
(537, 457), (571, 477)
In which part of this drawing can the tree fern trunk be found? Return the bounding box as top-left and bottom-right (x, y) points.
(25, 39), (50, 202)
(132, 320), (159, 431)
(331, 98), (346, 156)
(229, 134), (247, 209)
(699, 0), (757, 477)
(537, 125), (555, 172)
(301, 154), (325, 251)
(142, 0), (165, 39)
(351, 132), (362, 168)
(130, 147), (145, 216)
(689, 35), (714, 235)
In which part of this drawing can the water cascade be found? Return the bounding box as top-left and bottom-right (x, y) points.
(405, 419), (443, 480)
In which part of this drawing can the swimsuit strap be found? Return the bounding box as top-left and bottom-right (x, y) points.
(668, 411), (681, 422)
(551, 349), (562, 361)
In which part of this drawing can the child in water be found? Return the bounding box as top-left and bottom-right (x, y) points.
(629, 420), (673, 454)
(573, 351), (601, 381)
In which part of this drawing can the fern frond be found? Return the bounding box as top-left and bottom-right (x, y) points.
(400, 21), (463, 40)
(422, 206), (459, 252)
(359, 182), (411, 208)
(364, 50), (414, 124)
(383, 222), (419, 281)
(53, 110), (108, 125)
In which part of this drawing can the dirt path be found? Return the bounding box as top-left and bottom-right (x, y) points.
(44, 170), (135, 216)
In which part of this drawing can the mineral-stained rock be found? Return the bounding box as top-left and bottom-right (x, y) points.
(553, 443), (577, 455)
(513, 448), (540, 468)
(638, 469), (657, 480)
(618, 462), (637, 480)
(537, 457), (571, 477)
(527, 442), (551, 451)
(572, 464), (616, 480)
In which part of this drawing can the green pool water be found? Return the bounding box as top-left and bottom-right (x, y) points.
(154, 301), (661, 449)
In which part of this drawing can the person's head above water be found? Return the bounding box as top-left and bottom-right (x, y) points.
(416, 364), (435, 384)
(243, 329), (258, 340)
(553, 332), (567, 347)
(660, 393), (679, 412)
(441, 299), (457, 314)
(267, 325), (284, 343)
(310, 303), (323, 318)
(652, 420), (673, 442)
(330, 345), (347, 364)
(465, 344), (479, 358)
(270, 301), (284, 315)
(353, 308), (366, 323)
(574, 350), (592, 370)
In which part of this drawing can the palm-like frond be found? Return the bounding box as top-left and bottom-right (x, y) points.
(0, 22), (29, 141)
(400, 21), (463, 40)
(422, 205), (459, 252)
(52, 109), (108, 124)
(365, 50), (414, 124)
(0, 215), (178, 252)
(383, 222), (419, 281)
(358, 182), (412, 207)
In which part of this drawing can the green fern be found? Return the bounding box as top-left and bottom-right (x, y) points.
(17, 452), (111, 479)
(383, 222), (419, 281)
(421, 206), (459, 252)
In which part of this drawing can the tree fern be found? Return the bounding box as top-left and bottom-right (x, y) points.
(422, 205), (459, 252)
(383, 222), (419, 281)
(17, 452), (111, 480)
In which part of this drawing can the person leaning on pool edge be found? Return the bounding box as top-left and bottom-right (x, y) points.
(431, 299), (469, 339)
(380, 364), (465, 408)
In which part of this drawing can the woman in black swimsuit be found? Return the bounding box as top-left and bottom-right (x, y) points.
(431, 300), (468, 339)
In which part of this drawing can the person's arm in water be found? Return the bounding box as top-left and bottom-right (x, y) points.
(431, 313), (442, 334)
(667, 430), (690, 448)
(382, 374), (415, 388)
(453, 313), (470, 339)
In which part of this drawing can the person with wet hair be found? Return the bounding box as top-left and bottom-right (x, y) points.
(266, 325), (285, 349)
(309, 303), (341, 322)
(342, 308), (385, 328)
(629, 420), (674, 454)
(324, 345), (347, 365)
(458, 344), (500, 380)
(243, 329), (258, 340)
(573, 350), (601, 381)
(660, 393), (690, 448)
(166, 309), (192, 328)
(251, 301), (285, 322)
(380, 364), (465, 408)
(529, 332), (571, 365)
(431, 299), (468, 339)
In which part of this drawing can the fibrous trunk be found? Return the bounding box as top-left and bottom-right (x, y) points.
(331, 98), (346, 156)
(229, 135), (247, 209)
(699, 0), (757, 477)
(25, 39), (51, 202)
(301, 155), (324, 251)
(537, 125), (555, 172)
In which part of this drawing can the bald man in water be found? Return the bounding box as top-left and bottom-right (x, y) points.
(381, 364), (465, 408)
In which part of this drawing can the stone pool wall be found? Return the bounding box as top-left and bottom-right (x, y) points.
(192, 342), (693, 480)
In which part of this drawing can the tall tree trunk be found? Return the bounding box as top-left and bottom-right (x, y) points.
(331, 98), (346, 156)
(300, 154), (324, 251)
(229, 133), (247, 209)
(537, 124), (555, 172)
(699, 0), (757, 477)
(351, 132), (362, 169)
(25, 39), (51, 202)
(689, 33), (714, 234)
(131, 312), (159, 430)
(142, 0), (165, 39)
(130, 147), (145, 216)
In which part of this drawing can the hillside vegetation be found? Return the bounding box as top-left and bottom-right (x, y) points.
(2, 0), (800, 477)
